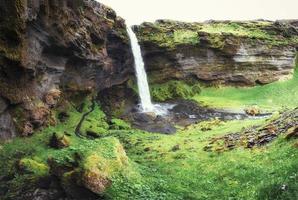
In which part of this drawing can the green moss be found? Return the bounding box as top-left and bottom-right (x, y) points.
(204, 33), (225, 49)
(150, 80), (201, 102)
(110, 119), (131, 130)
(18, 158), (49, 176)
(80, 103), (109, 136)
(200, 22), (272, 40)
(137, 21), (298, 49)
(105, 116), (298, 200)
(173, 30), (198, 45)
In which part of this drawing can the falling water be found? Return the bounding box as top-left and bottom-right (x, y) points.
(126, 25), (175, 115)
(126, 25), (154, 112)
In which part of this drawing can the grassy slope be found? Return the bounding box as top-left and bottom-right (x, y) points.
(110, 118), (298, 200)
(1, 65), (298, 199)
(110, 62), (298, 199)
(193, 63), (298, 112)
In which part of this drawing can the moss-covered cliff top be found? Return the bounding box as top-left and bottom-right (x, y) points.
(134, 20), (298, 49)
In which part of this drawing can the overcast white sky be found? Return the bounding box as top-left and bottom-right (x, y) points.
(97, 0), (298, 25)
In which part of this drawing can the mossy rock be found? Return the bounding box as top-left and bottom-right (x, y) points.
(50, 137), (136, 197)
(49, 132), (70, 149)
(110, 118), (131, 130)
(18, 158), (49, 176)
(86, 127), (107, 138)
(136, 20), (298, 49)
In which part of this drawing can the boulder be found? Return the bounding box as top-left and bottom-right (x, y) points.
(49, 137), (134, 197)
(49, 132), (70, 149)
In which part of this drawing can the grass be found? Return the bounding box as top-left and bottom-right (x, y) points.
(108, 117), (298, 200)
(0, 101), (137, 199)
(1, 63), (298, 199)
(0, 99), (297, 199)
(193, 64), (298, 112)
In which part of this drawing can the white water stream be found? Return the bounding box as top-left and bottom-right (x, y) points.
(127, 25), (174, 115)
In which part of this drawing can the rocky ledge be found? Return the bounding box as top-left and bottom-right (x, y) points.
(0, 0), (133, 139)
(204, 107), (298, 152)
(134, 20), (298, 86)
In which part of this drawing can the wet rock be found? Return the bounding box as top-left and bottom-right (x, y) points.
(49, 132), (70, 149)
(141, 122), (177, 134)
(133, 112), (157, 122)
(127, 99), (250, 134)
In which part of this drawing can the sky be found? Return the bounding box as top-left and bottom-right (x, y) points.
(97, 0), (298, 25)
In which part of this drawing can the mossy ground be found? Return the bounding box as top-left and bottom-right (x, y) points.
(108, 118), (298, 200)
(0, 101), (138, 199)
(193, 63), (298, 112)
(1, 65), (298, 199)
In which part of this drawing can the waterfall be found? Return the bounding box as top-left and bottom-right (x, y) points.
(127, 25), (154, 112)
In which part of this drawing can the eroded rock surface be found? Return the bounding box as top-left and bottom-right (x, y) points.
(0, 0), (134, 139)
(135, 20), (298, 86)
(204, 107), (298, 152)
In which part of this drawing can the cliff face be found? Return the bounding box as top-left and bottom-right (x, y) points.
(135, 20), (298, 86)
(0, 0), (133, 139)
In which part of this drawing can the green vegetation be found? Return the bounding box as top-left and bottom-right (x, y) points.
(137, 21), (298, 49)
(201, 22), (272, 40)
(137, 29), (198, 49)
(106, 117), (298, 200)
(193, 63), (298, 111)
(80, 103), (109, 136)
(0, 94), (297, 199)
(0, 100), (138, 199)
(1, 56), (298, 200)
(150, 80), (201, 101)
(173, 30), (198, 45)
(128, 79), (201, 102)
(18, 158), (49, 176)
(110, 118), (131, 130)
